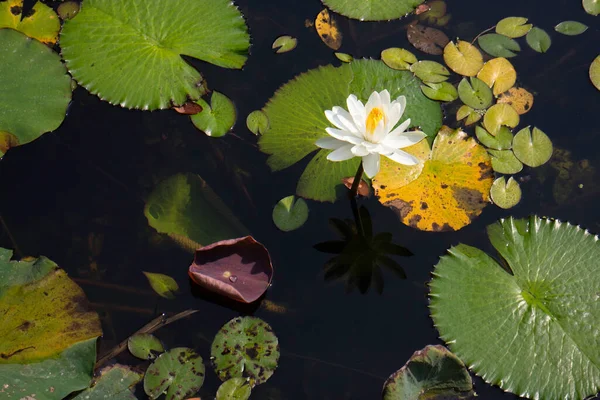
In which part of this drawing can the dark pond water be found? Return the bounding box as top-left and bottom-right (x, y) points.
(1, 0), (599, 398)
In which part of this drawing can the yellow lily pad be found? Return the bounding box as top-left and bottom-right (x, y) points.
(590, 55), (600, 91)
(496, 16), (532, 38)
(0, 0), (60, 44)
(373, 127), (493, 232)
(483, 103), (519, 135)
(497, 87), (534, 114)
(443, 40), (483, 77)
(477, 57), (516, 96)
(315, 9), (342, 50)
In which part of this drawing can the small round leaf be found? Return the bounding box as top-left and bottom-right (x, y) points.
(216, 377), (252, 400)
(512, 126), (553, 167)
(477, 57), (517, 96)
(554, 21), (588, 35)
(590, 55), (600, 91)
(144, 347), (205, 400)
(191, 92), (237, 138)
(246, 110), (269, 135)
(443, 40), (483, 77)
(272, 35), (297, 53)
(526, 27), (552, 53)
(490, 176), (521, 209)
(483, 103), (519, 135)
(272, 195), (309, 232)
(478, 33), (521, 58)
(143, 272), (179, 299)
(409, 60), (450, 83)
(420, 82), (458, 102)
(496, 16), (532, 38)
(381, 47), (417, 70)
(583, 0), (600, 15)
(496, 87), (534, 114)
(458, 77), (493, 109)
(128, 333), (165, 360)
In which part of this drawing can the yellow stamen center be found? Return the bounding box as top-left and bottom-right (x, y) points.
(365, 107), (385, 136)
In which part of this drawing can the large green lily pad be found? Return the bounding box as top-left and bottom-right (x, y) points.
(0, 28), (71, 157)
(258, 59), (442, 202)
(430, 216), (600, 399)
(211, 316), (280, 386)
(60, 0), (249, 110)
(382, 345), (475, 399)
(320, 0), (425, 21)
(144, 173), (249, 248)
(0, 248), (101, 399)
(72, 364), (143, 400)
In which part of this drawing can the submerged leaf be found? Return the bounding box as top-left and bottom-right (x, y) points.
(590, 55), (600, 91)
(315, 9), (342, 50)
(430, 216), (600, 400)
(72, 365), (142, 400)
(512, 126), (553, 167)
(373, 128), (493, 232)
(272, 195), (309, 232)
(483, 103), (519, 135)
(144, 347), (205, 400)
(407, 23), (449, 55)
(189, 236), (273, 303)
(191, 91), (236, 137)
(381, 47), (417, 70)
(477, 57), (517, 95)
(57, 1), (80, 20)
(143, 272), (179, 299)
(490, 176), (521, 209)
(443, 40), (483, 76)
(410, 60), (450, 83)
(458, 77), (493, 109)
(0, 0), (60, 44)
(478, 33), (520, 58)
(382, 345), (475, 400)
(272, 35), (297, 53)
(554, 21), (588, 35)
(526, 27), (552, 53)
(495, 16), (532, 38)
(496, 87), (534, 114)
(211, 317), (279, 385)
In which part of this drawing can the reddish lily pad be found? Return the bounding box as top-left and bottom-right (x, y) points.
(188, 236), (273, 303)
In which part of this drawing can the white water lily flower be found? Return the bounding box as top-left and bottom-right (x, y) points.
(316, 89), (426, 178)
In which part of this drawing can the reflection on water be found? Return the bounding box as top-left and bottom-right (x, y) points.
(0, 0), (599, 398)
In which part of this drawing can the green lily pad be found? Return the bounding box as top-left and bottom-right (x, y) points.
(456, 105), (482, 126)
(258, 59), (442, 202)
(477, 33), (521, 58)
(488, 149), (523, 174)
(421, 81), (458, 101)
(190, 91), (237, 138)
(144, 173), (249, 249)
(144, 347), (205, 400)
(272, 195), (309, 232)
(554, 21), (588, 35)
(216, 377), (252, 400)
(526, 27), (552, 53)
(211, 316), (280, 386)
(430, 215), (600, 399)
(0, 29), (71, 157)
(128, 333), (165, 360)
(272, 35), (297, 53)
(382, 345), (475, 400)
(0, 0), (61, 44)
(409, 60), (450, 83)
(490, 176), (521, 209)
(60, 0), (249, 110)
(590, 55), (600, 91)
(0, 248), (101, 399)
(72, 364), (143, 400)
(320, 0), (425, 21)
(335, 52), (354, 63)
(381, 47), (417, 70)
(495, 16), (532, 38)
(512, 126), (553, 167)
(143, 272), (179, 299)
(458, 77), (493, 109)
(475, 125), (513, 150)
(246, 110), (269, 135)
(583, 0), (600, 15)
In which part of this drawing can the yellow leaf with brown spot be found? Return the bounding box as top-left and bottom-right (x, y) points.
(497, 87), (534, 114)
(372, 139), (430, 194)
(373, 127), (493, 232)
(443, 40), (483, 76)
(477, 57), (517, 95)
(315, 9), (342, 50)
(0, 0), (60, 44)
(483, 103), (519, 135)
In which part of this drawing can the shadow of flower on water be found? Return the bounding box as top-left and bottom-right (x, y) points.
(314, 206), (412, 294)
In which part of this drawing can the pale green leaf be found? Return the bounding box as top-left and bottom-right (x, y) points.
(475, 125), (513, 150)
(420, 81), (458, 102)
(496, 16), (532, 38)
(143, 272), (179, 299)
(490, 176), (521, 209)
(512, 126), (553, 167)
(410, 60), (450, 83)
(128, 334), (164, 360)
(590, 55), (600, 91)
(216, 377), (252, 400)
(272, 35), (297, 53)
(246, 110), (269, 135)
(555, 21), (588, 35)
(488, 149), (523, 174)
(335, 52), (354, 62)
(583, 0), (600, 15)
(381, 47), (417, 70)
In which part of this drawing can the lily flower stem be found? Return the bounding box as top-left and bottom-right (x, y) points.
(349, 162), (365, 237)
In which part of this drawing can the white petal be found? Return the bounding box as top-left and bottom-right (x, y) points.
(370, 119), (388, 143)
(393, 95), (407, 115)
(351, 144), (369, 156)
(325, 128), (363, 144)
(382, 130), (426, 149)
(362, 153), (380, 178)
(316, 137), (345, 149)
(379, 90), (391, 106)
(329, 107), (361, 134)
(384, 150), (420, 166)
(346, 95), (366, 130)
(327, 144), (355, 162)
(385, 103), (403, 132)
(365, 91), (382, 113)
(387, 119), (412, 137)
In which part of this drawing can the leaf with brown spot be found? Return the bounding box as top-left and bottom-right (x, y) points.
(373, 127), (493, 231)
(407, 23), (449, 55)
(497, 87), (534, 114)
(0, 0), (61, 44)
(315, 9), (342, 50)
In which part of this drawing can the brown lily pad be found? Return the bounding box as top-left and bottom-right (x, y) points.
(407, 23), (449, 55)
(188, 236), (273, 303)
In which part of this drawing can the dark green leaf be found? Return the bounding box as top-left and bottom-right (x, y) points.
(478, 33), (521, 58)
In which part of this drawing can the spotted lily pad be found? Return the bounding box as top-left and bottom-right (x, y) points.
(0, 248), (101, 399)
(72, 364), (143, 400)
(258, 59), (442, 202)
(0, 29), (71, 157)
(497, 87), (534, 114)
(60, 0), (249, 110)
(211, 316), (280, 386)
(382, 345), (475, 399)
(0, 0), (60, 44)
(128, 333), (165, 360)
(373, 127), (493, 232)
(144, 347), (205, 400)
(406, 23), (449, 55)
(430, 216), (600, 399)
(320, 0), (425, 21)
